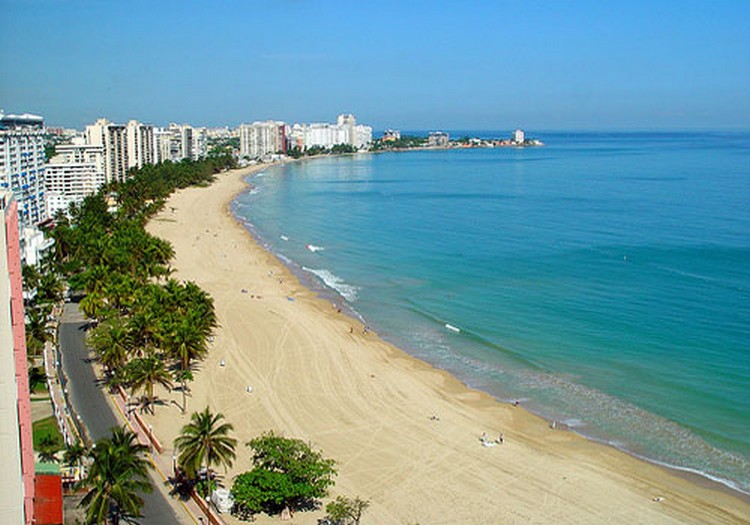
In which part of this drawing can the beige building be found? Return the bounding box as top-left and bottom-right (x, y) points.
(85, 118), (128, 183)
(239, 121), (288, 159)
(44, 140), (106, 217)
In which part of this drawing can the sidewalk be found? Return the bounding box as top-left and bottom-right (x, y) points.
(43, 307), (83, 448)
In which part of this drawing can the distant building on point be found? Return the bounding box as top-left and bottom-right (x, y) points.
(382, 129), (401, 143)
(512, 129), (525, 144)
(428, 131), (450, 147)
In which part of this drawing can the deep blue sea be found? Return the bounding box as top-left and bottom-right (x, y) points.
(232, 132), (750, 494)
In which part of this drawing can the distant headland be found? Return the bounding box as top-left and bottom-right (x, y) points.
(372, 128), (544, 151)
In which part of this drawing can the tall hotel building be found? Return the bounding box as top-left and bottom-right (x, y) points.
(85, 119), (128, 183)
(44, 140), (106, 217)
(239, 121), (288, 159)
(126, 120), (155, 170)
(0, 113), (48, 232)
(154, 124), (207, 163)
(0, 191), (35, 524)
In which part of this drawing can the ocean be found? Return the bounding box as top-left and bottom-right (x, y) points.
(232, 131), (750, 494)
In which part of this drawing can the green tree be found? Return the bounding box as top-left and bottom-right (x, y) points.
(25, 305), (52, 357)
(325, 496), (371, 525)
(231, 431), (337, 517)
(174, 406), (237, 491)
(79, 427), (152, 525)
(36, 271), (64, 305)
(125, 356), (173, 413)
(63, 441), (88, 472)
(88, 316), (134, 374)
(162, 319), (207, 412)
(28, 365), (47, 392)
(38, 434), (61, 463)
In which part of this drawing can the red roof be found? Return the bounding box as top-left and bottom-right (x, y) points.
(34, 474), (63, 525)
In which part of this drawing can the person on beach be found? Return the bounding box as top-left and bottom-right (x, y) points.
(497, 433), (504, 444)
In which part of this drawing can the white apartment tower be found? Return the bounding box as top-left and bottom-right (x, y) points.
(85, 119), (128, 183)
(513, 129), (525, 144)
(156, 124), (207, 162)
(0, 113), (48, 231)
(44, 140), (106, 217)
(126, 120), (155, 170)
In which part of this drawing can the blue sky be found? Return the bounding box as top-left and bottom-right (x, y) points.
(1, 0), (748, 130)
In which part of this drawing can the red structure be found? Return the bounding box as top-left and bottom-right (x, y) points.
(34, 466), (63, 525)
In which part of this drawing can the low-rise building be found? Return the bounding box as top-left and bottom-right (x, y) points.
(382, 129), (401, 142)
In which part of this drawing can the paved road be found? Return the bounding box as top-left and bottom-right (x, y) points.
(59, 303), (185, 525)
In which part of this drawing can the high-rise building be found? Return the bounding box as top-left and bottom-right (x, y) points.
(85, 119), (128, 183)
(44, 140), (106, 217)
(125, 120), (155, 170)
(191, 126), (208, 160)
(239, 121), (288, 159)
(512, 129), (525, 144)
(0, 191), (35, 525)
(156, 124), (206, 163)
(0, 113), (48, 231)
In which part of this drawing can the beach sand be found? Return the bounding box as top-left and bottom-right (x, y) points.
(145, 164), (750, 524)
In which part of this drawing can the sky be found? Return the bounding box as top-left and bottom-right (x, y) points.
(1, 0), (748, 131)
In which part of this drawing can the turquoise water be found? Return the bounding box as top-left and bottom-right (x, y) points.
(232, 132), (750, 493)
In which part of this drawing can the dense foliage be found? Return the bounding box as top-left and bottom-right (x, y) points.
(44, 156), (233, 413)
(286, 143), (357, 159)
(232, 431), (337, 517)
(369, 135), (427, 150)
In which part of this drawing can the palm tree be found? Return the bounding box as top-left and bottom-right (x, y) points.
(25, 304), (52, 357)
(125, 356), (173, 413)
(88, 316), (134, 374)
(174, 407), (237, 486)
(128, 308), (162, 358)
(63, 441), (88, 473)
(161, 318), (208, 413)
(38, 435), (61, 463)
(79, 426), (152, 525)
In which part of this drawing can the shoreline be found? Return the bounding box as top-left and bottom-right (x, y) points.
(145, 163), (750, 524)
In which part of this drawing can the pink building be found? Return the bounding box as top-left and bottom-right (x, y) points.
(0, 191), (35, 524)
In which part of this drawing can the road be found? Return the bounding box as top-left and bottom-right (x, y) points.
(58, 303), (186, 524)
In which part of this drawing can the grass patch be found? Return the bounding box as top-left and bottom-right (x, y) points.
(32, 415), (64, 451)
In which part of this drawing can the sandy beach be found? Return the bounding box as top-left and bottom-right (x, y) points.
(144, 164), (750, 525)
